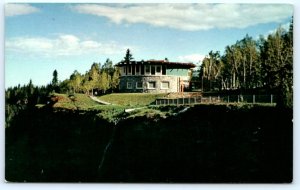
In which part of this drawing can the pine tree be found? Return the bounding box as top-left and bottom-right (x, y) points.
(51, 70), (59, 93)
(124, 49), (133, 64)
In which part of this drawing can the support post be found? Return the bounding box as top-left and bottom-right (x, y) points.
(271, 94), (273, 104)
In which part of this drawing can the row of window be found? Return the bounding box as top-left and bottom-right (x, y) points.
(122, 65), (166, 76)
(127, 81), (170, 90)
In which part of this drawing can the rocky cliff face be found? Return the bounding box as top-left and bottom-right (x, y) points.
(5, 105), (293, 183)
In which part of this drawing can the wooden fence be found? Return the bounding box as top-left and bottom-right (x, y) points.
(155, 94), (276, 106)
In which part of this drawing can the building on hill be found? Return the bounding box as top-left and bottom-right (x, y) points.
(115, 59), (196, 93)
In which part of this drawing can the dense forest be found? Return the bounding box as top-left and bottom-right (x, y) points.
(198, 18), (293, 107)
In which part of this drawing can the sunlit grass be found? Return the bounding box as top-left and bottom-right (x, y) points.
(97, 93), (167, 107)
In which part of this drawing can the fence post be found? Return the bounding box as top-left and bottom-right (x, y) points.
(209, 96), (212, 103)
(271, 94), (273, 104)
(253, 95), (256, 104)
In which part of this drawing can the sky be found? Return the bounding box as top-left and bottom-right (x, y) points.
(4, 2), (293, 87)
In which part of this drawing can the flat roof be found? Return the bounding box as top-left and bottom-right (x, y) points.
(116, 60), (196, 68)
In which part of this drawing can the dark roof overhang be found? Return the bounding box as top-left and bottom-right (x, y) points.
(116, 60), (196, 68)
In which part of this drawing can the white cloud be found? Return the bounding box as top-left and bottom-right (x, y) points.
(5, 3), (40, 17)
(5, 34), (131, 57)
(263, 21), (291, 38)
(178, 54), (205, 64)
(72, 4), (293, 31)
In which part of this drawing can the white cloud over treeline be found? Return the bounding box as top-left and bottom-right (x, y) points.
(72, 4), (293, 31)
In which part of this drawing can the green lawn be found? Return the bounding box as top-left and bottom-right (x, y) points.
(50, 93), (172, 122)
(97, 93), (167, 107)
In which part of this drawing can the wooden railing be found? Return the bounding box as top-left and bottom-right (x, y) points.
(155, 94), (276, 106)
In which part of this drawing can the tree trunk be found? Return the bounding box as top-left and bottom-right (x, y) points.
(232, 72), (236, 89)
(243, 56), (246, 88)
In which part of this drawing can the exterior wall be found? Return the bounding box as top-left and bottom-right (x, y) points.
(119, 75), (191, 93)
(117, 64), (192, 93)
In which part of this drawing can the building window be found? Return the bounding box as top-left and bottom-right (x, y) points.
(162, 66), (166, 75)
(132, 65), (135, 75)
(136, 82), (143, 89)
(136, 65), (140, 74)
(145, 65), (150, 74)
(127, 82), (133, 89)
(128, 65), (132, 74)
(148, 81), (156, 89)
(161, 81), (170, 89)
(151, 66), (155, 75)
(141, 65), (145, 75)
(156, 66), (161, 74)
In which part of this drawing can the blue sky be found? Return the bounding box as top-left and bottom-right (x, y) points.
(5, 3), (293, 87)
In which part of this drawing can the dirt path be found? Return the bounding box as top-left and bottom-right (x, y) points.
(89, 96), (111, 105)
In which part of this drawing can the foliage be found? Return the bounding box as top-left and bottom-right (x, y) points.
(69, 70), (82, 93)
(198, 19), (293, 107)
(56, 59), (120, 95)
(5, 80), (53, 128)
(124, 49), (134, 64)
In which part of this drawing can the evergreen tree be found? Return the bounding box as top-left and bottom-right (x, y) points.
(103, 58), (114, 75)
(51, 69), (59, 93)
(52, 70), (58, 86)
(124, 49), (133, 64)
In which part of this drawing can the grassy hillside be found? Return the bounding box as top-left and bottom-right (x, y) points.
(51, 93), (100, 110)
(97, 93), (167, 106)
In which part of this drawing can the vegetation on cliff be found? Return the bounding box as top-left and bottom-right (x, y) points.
(5, 103), (292, 182)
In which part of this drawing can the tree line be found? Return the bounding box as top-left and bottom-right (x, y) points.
(198, 18), (293, 107)
(5, 58), (121, 127)
(60, 58), (120, 95)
